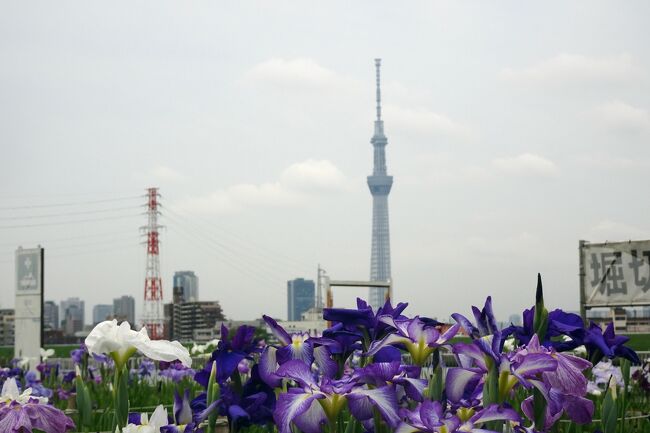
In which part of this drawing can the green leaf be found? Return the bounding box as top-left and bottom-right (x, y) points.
(602, 378), (618, 433)
(533, 388), (546, 431)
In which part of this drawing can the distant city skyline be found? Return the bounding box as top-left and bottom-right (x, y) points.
(1, 2), (649, 322)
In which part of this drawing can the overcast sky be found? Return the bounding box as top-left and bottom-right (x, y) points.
(1, 1), (649, 324)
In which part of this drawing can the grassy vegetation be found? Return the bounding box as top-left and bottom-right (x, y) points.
(0, 344), (78, 365)
(1, 333), (649, 366)
(450, 333), (650, 352)
(624, 333), (650, 352)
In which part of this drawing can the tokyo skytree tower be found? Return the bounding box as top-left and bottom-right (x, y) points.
(367, 59), (393, 310)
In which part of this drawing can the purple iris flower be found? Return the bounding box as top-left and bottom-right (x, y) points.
(446, 337), (558, 404)
(273, 359), (400, 433)
(36, 362), (59, 380)
(318, 298), (413, 368)
(160, 361), (196, 383)
(395, 400), (460, 433)
(260, 316), (336, 387)
(0, 367), (23, 382)
(24, 371), (53, 399)
(57, 387), (73, 401)
(353, 360), (427, 402)
(0, 378), (75, 433)
(452, 296), (501, 344)
(308, 323), (364, 370)
(581, 321), (640, 365)
(502, 307), (586, 352)
(70, 346), (86, 365)
(366, 316), (459, 366)
(513, 335), (594, 430)
(87, 366), (102, 384)
(263, 315), (314, 364)
(457, 404), (521, 432)
(396, 402), (520, 433)
(159, 389), (218, 433)
(195, 325), (260, 386)
(62, 370), (76, 384)
(138, 358), (155, 378)
(323, 298), (410, 351)
(0, 400), (76, 433)
(91, 352), (112, 366)
(195, 364), (275, 431)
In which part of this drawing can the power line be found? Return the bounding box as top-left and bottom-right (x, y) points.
(0, 195), (142, 211)
(162, 206), (314, 273)
(0, 234), (141, 256)
(0, 213), (141, 230)
(163, 211), (303, 283)
(0, 228), (137, 248)
(0, 241), (141, 264)
(0, 205), (142, 221)
(164, 221), (285, 290)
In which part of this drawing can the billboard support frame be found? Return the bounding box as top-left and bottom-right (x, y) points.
(578, 240), (650, 322)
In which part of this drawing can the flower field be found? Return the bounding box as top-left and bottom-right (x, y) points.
(1, 275), (650, 433)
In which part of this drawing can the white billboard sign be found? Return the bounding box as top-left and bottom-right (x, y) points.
(14, 247), (44, 369)
(580, 240), (650, 308)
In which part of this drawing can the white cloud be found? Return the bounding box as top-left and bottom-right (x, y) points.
(492, 153), (559, 177)
(590, 101), (650, 134)
(243, 58), (343, 89)
(280, 159), (348, 192)
(500, 53), (638, 84)
(175, 159), (349, 214)
(384, 104), (472, 140)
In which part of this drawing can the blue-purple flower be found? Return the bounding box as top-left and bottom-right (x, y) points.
(160, 360), (196, 383)
(196, 325), (260, 386)
(367, 317), (459, 366)
(0, 377), (75, 433)
(273, 359), (400, 433)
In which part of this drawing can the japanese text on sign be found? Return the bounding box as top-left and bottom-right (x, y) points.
(582, 240), (650, 307)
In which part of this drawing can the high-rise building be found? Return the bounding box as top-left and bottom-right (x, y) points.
(92, 304), (113, 324)
(113, 295), (135, 325)
(367, 59), (393, 310)
(43, 301), (59, 330)
(287, 278), (315, 321)
(0, 309), (15, 346)
(171, 301), (225, 342)
(60, 297), (85, 335)
(173, 271), (199, 303)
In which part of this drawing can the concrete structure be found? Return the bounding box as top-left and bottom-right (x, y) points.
(0, 309), (15, 346)
(113, 295), (135, 325)
(43, 301), (59, 330)
(60, 297), (84, 335)
(92, 304), (113, 324)
(173, 271), (199, 303)
(287, 278), (315, 321)
(367, 59), (393, 310)
(279, 307), (327, 336)
(588, 307), (650, 333)
(171, 301), (225, 342)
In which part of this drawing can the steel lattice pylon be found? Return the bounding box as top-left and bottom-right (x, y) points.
(367, 58), (393, 310)
(142, 187), (164, 339)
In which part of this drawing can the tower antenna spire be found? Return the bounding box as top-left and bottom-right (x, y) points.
(375, 58), (382, 121)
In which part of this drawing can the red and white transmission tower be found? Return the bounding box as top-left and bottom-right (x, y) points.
(142, 187), (164, 339)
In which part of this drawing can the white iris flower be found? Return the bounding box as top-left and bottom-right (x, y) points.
(85, 320), (191, 368)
